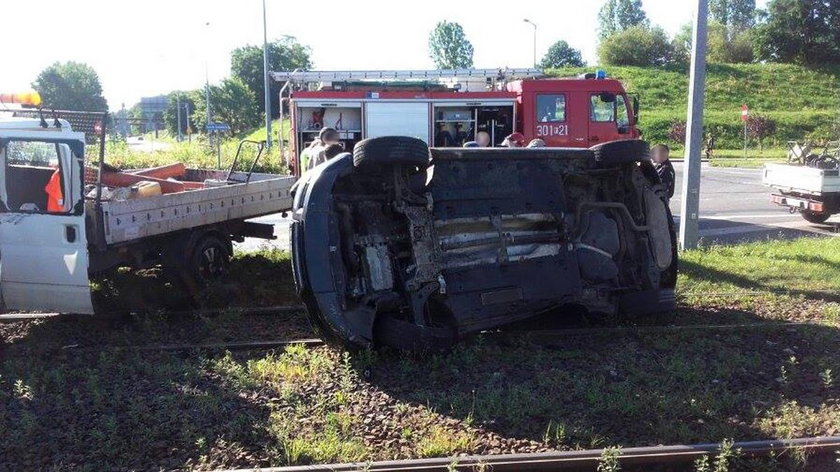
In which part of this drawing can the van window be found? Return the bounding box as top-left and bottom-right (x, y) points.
(536, 94), (566, 122)
(590, 94), (615, 122)
(1, 141), (71, 214)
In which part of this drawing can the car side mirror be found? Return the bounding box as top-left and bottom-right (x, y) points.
(632, 96), (640, 119)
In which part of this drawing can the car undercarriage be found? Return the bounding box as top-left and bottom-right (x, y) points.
(291, 137), (677, 350)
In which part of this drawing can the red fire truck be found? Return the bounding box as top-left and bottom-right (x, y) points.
(272, 69), (640, 175)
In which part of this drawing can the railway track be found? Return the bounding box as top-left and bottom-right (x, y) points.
(36, 319), (822, 354)
(222, 436), (840, 471)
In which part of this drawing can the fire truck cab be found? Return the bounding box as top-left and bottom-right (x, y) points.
(273, 69), (639, 175)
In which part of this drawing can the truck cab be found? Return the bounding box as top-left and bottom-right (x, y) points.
(0, 118), (94, 313)
(507, 75), (640, 147)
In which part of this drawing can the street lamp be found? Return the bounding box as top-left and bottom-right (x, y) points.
(523, 19), (537, 68)
(204, 21), (212, 130)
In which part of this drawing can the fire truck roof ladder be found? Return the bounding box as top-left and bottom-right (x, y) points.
(270, 68), (543, 82)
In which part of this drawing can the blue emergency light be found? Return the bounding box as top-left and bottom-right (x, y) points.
(595, 69), (607, 79)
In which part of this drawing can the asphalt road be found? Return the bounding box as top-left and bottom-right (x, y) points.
(234, 163), (839, 252)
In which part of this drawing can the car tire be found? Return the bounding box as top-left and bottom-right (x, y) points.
(801, 210), (831, 224)
(591, 139), (650, 165)
(353, 136), (430, 171)
(190, 235), (231, 284)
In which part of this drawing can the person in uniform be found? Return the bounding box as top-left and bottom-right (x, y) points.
(651, 143), (676, 201)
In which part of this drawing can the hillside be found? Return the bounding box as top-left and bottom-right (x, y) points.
(546, 64), (840, 148)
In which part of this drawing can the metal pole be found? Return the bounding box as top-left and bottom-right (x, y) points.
(262, 0), (272, 149)
(204, 21), (212, 130)
(176, 95), (183, 142)
(678, 0), (709, 250)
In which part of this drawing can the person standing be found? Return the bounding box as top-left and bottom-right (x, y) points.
(651, 144), (676, 201)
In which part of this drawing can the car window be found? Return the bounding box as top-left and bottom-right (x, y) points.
(590, 94), (615, 122)
(536, 94), (566, 122)
(616, 95), (629, 127)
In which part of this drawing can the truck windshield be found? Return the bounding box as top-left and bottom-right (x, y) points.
(0, 140), (72, 214)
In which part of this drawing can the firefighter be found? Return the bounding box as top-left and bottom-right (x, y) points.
(501, 132), (526, 148)
(299, 138), (321, 173)
(527, 138), (546, 148)
(651, 143), (676, 201)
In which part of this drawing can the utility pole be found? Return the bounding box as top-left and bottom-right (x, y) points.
(523, 19), (537, 68)
(262, 0), (272, 150)
(678, 0), (709, 250)
(204, 21), (212, 130)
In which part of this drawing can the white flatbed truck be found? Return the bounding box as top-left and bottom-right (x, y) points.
(763, 162), (840, 223)
(0, 117), (294, 314)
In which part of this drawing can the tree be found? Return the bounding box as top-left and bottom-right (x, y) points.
(674, 21), (754, 64)
(230, 37), (312, 119)
(164, 91), (197, 136)
(667, 120), (687, 144)
(540, 40), (585, 68)
(753, 0), (840, 65)
(710, 0), (756, 30)
(192, 78), (259, 135)
(598, 26), (676, 67)
(32, 61), (108, 112)
(428, 21), (474, 69)
(597, 0), (649, 39)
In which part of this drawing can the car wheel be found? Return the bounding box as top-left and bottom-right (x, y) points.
(191, 235), (231, 284)
(801, 210), (831, 224)
(591, 139), (650, 166)
(353, 136), (430, 171)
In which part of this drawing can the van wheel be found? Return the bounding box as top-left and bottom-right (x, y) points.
(353, 136), (430, 171)
(190, 235), (232, 284)
(801, 210), (831, 224)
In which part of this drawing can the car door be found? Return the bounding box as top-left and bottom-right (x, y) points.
(0, 135), (93, 314)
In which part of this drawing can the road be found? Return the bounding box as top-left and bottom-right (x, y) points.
(671, 162), (839, 244)
(234, 163), (839, 252)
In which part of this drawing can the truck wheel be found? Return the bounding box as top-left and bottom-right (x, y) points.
(190, 235), (232, 283)
(591, 139), (650, 166)
(353, 136), (430, 171)
(801, 210), (831, 224)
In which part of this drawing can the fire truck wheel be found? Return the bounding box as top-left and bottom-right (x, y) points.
(801, 210), (831, 224)
(591, 139), (650, 166)
(353, 136), (430, 171)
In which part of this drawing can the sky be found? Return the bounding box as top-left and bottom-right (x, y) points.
(1, 0), (768, 109)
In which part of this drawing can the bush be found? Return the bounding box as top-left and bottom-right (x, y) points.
(667, 120), (687, 144)
(746, 115), (777, 149)
(598, 26), (677, 67)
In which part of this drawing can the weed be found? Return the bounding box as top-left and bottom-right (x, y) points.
(597, 446), (622, 472)
(416, 426), (475, 458)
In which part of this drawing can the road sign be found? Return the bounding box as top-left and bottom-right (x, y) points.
(205, 122), (231, 132)
(740, 104), (749, 122)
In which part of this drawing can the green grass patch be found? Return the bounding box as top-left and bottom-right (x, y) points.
(4, 237), (840, 470)
(546, 64), (840, 149)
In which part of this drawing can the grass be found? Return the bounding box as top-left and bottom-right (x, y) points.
(3, 237), (840, 470)
(547, 64), (840, 149)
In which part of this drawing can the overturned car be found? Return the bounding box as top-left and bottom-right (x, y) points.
(290, 136), (677, 350)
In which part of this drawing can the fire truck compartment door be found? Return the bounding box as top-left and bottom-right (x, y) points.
(365, 102), (430, 144)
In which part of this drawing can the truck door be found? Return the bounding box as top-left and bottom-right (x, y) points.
(0, 137), (93, 314)
(587, 92), (633, 145)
